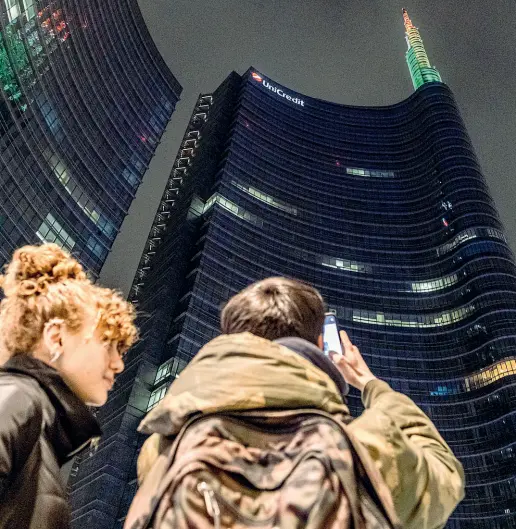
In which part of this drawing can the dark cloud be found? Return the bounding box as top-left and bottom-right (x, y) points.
(100, 0), (516, 295)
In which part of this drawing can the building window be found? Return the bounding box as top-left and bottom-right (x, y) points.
(409, 273), (459, 293)
(36, 213), (75, 251)
(464, 358), (516, 392)
(430, 358), (516, 396)
(122, 168), (139, 187)
(321, 255), (370, 273)
(204, 193), (263, 227)
(44, 149), (116, 239)
(5, 0), (20, 21)
(203, 193), (218, 213)
(437, 227), (507, 256)
(147, 384), (169, 411)
(232, 180), (298, 215)
(86, 236), (107, 260)
(430, 386), (459, 396)
(155, 362), (172, 384)
(346, 167), (395, 178)
(351, 304), (474, 328)
(154, 356), (187, 384)
(130, 152), (145, 174)
(36, 93), (62, 138)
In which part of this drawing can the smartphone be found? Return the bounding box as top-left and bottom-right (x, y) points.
(323, 313), (343, 356)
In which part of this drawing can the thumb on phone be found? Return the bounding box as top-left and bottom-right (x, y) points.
(330, 331), (377, 392)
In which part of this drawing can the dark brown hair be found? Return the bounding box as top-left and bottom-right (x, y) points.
(220, 277), (325, 345)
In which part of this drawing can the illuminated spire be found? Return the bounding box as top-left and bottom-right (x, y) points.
(402, 8), (441, 90)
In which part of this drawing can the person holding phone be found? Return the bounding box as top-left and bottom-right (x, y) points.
(129, 277), (464, 529)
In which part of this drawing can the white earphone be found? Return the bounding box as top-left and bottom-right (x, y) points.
(50, 350), (62, 363)
(44, 318), (65, 364)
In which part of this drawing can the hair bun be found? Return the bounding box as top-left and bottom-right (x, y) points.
(0, 243), (87, 298)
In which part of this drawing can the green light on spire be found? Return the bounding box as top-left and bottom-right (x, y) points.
(403, 8), (441, 90)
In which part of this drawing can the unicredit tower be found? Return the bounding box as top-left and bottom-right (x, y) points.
(71, 10), (516, 529)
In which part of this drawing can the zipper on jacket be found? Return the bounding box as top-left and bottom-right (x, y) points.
(197, 481), (221, 529)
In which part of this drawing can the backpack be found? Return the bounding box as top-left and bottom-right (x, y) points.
(125, 409), (400, 529)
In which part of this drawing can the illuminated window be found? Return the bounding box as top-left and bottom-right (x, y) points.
(232, 180), (297, 215)
(5, 0), (20, 21)
(346, 167), (395, 178)
(36, 213), (75, 251)
(321, 255), (370, 273)
(147, 384), (169, 411)
(1, 3), (40, 100)
(464, 358), (516, 392)
(155, 362), (172, 384)
(203, 193), (218, 213)
(437, 227), (507, 256)
(409, 273), (459, 293)
(154, 357), (187, 384)
(352, 305), (474, 328)
(430, 386), (459, 396)
(44, 149), (116, 239)
(203, 194), (263, 227)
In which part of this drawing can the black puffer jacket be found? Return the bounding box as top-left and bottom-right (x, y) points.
(0, 355), (102, 529)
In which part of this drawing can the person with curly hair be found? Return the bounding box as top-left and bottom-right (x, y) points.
(0, 243), (138, 529)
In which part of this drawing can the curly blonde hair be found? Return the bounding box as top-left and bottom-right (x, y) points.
(0, 243), (138, 361)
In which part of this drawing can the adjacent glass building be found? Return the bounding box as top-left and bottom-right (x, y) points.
(71, 10), (515, 528)
(0, 0), (181, 277)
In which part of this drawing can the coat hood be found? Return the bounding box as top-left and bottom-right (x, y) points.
(274, 336), (349, 396)
(139, 332), (349, 438)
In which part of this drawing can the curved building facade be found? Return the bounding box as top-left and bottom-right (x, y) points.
(154, 75), (514, 529)
(0, 0), (181, 276)
(129, 81), (516, 529)
(78, 11), (515, 529)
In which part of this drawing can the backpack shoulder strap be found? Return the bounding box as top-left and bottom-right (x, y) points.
(127, 413), (209, 529)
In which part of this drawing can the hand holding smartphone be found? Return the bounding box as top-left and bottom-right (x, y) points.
(325, 320), (378, 391)
(323, 313), (343, 356)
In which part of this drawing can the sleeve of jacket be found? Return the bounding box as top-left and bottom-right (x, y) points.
(348, 379), (465, 529)
(0, 381), (43, 499)
(137, 433), (162, 485)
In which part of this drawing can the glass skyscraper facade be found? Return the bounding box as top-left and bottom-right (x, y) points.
(74, 10), (515, 529)
(0, 0), (181, 277)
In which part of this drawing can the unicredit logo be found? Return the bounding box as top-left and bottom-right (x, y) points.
(251, 72), (305, 107)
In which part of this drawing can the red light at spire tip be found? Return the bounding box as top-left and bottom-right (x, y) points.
(402, 8), (413, 28)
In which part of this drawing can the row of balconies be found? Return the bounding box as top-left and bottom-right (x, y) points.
(129, 95), (214, 304)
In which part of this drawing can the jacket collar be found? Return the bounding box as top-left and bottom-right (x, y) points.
(274, 337), (349, 396)
(1, 355), (102, 464)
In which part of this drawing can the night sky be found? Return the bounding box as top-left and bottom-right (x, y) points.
(100, 0), (516, 295)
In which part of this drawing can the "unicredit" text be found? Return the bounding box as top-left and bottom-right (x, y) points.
(252, 73), (305, 106)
